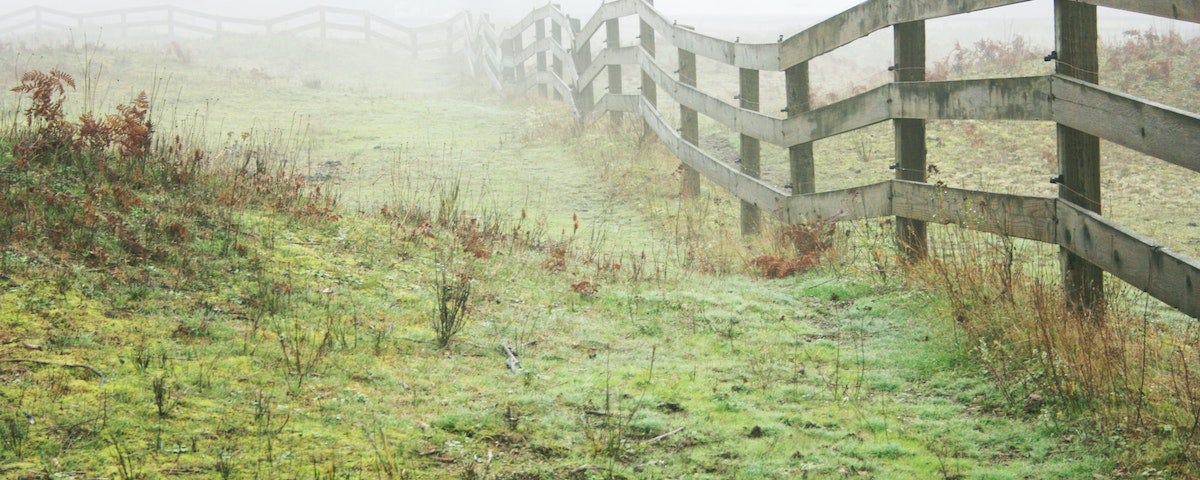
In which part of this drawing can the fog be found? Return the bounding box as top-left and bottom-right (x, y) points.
(8, 0), (1194, 51)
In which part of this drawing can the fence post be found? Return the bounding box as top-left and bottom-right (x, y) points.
(121, 12), (128, 37)
(535, 19), (548, 98)
(639, 1), (657, 139)
(605, 17), (622, 125)
(167, 7), (176, 39)
(678, 47), (701, 198)
(1055, 0), (1104, 315)
(501, 37), (515, 84)
(739, 68), (761, 235)
(786, 62), (814, 195)
(513, 32), (526, 92)
(572, 18), (594, 116)
(893, 21), (928, 260)
(446, 23), (454, 58)
(551, 16), (564, 101)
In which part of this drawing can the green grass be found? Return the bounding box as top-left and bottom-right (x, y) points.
(0, 33), (1197, 478)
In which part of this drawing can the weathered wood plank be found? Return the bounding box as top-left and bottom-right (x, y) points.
(779, 0), (1027, 69)
(1057, 200), (1200, 319)
(501, 4), (574, 43)
(635, 98), (790, 215)
(633, 48), (1056, 146)
(599, 94), (640, 113)
(1056, 0), (1104, 314)
(1051, 75), (1200, 175)
(679, 47), (701, 198)
(895, 76), (1053, 121)
(509, 37), (579, 83)
(640, 1), (657, 138)
(638, 52), (784, 144)
(584, 94), (639, 123)
(520, 71), (579, 114)
(574, 17), (595, 115)
(784, 182), (895, 224)
(740, 67), (763, 235)
(578, 46), (637, 90)
(573, 0), (637, 50)
(634, 0), (780, 71)
(605, 18), (624, 125)
(1071, 0), (1200, 23)
(536, 19), (548, 98)
(786, 62), (815, 194)
(892, 181), (1058, 243)
(894, 20), (929, 260)
(791, 86), (893, 146)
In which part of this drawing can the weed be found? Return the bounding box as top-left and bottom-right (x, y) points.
(151, 373), (177, 418)
(913, 223), (1200, 470)
(432, 252), (473, 349)
(275, 316), (333, 393)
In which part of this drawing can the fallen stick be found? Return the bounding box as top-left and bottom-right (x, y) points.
(500, 344), (521, 372)
(0, 358), (105, 385)
(645, 426), (684, 444)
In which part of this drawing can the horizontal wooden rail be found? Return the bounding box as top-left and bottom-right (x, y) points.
(892, 181), (1058, 243)
(0, 4), (469, 62)
(502, 4), (575, 44)
(633, 96), (792, 215)
(1057, 200), (1200, 318)
(577, 46), (638, 91)
(1050, 75), (1200, 174)
(785, 182), (895, 224)
(574, 0), (637, 51)
(508, 37), (579, 83)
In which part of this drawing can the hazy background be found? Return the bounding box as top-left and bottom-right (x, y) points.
(6, 0), (1197, 51)
(2, 0), (1196, 59)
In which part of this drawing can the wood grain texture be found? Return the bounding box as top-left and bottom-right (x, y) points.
(892, 181), (1058, 243)
(573, 0), (637, 50)
(895, 76), (1052, 121)
(636, 98), (791, 215)
(784, 182), (895, 224)
(635, 0), (781, 71)
(1057, 200), (1200, 318)
(1071, 0), (1199, 23)
(779, 0), (1027, 69)
(1051, 75), (1200, 174)
(577, 46), (637, 90)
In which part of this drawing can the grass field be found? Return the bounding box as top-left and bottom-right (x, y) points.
(0, 29), (1197, 479)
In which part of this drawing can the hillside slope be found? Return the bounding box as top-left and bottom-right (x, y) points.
(1, 34), (1196, 478)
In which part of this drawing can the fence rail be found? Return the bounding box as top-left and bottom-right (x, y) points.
(0, 5), (468, 59)
(458, 0), (1200, 319)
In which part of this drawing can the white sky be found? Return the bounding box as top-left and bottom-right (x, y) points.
(0, 0), (1055, 19)
(0, 0), (1186, 42)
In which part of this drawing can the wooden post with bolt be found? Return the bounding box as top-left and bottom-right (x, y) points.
(893, 20), (928, 260)
(1055, 0), (1104, 316)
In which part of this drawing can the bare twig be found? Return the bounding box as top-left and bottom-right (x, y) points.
(501, 344), (521, 372)
(645, 426), (684, 444)
(0, 358), (105, 385)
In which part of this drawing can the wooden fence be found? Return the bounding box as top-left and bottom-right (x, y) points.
(0, 5), (466, 59)
(459, 0), (1200, 320)
(6, 2), (1197, 320)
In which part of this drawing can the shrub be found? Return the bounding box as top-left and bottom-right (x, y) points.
(432, 261), (472, 348)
